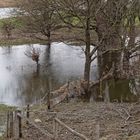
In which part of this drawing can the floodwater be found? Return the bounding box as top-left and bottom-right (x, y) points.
(0, 7), (139, 137)
(0, 8), (15, 19)
(0, 8), (139, 107)
(0, 43), (98, 106)
(0, 8), (98, 135)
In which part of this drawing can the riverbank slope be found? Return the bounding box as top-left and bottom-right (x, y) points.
(6, 102), (140, 140)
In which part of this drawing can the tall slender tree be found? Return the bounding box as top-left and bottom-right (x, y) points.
(54, 0), (104, 82)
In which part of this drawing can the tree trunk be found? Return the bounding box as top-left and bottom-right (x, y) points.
(47, 30), (51, 48)
(84, 17), (91, 84)
(122, 51), (130, 75)
(84, 57), (91, 82)
(122, 15), (135, 76)
(128, 15), (136, 49)
(83, 15), (92, 100)
(104, 80), (110, 103)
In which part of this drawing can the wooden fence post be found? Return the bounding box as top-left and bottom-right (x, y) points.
(14, 110), (18, 139)
(17, 110), (22, 138)
(6, 111), (10, 138)
(9, 111), (14, 138)
(47, 77), (52, 110)
(96, 124), (100, 140)
(53, 119), (58, 139)
(26, 104), (30, 124)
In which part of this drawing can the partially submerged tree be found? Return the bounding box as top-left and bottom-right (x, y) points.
(25, 45), (41, 72)
(16, 0), (140, 101)
(54, 0), (140, 101)
(54, 0), (104, 84)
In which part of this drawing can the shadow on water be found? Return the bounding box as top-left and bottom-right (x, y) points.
(0, 8), (15, 19)
(109, 79), (138, 102)
(97, 49), (140, 103)
(0, 43), (88, 106)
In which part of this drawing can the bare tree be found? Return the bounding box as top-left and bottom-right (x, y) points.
(54, 0), (104, 84)
(16, 0), (140, 101)
(54, 0), (140, 100)
(25, 45), (41, 72)
(17, 0), (63, 47)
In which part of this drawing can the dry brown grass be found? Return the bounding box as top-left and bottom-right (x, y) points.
(0, 0), (16, 8)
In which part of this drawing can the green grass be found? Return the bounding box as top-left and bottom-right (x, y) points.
(0, 104), (10, 112)
(0, 17), (49, 46)
(0, 17), (24, 29)
(0, 38), (48, 46)
(0, 137), (4, 140)
(0, 104), (15, 112)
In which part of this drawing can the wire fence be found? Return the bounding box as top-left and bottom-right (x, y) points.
(6, 105), (91, 140)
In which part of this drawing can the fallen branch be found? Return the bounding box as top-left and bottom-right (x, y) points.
(130, 119), (140, 124)
(122, 108), (132, 123)
(112, 108), (126, 120)
(55, 118), (90, 140)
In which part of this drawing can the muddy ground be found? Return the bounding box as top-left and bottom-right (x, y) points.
(7, 101), (140, 140)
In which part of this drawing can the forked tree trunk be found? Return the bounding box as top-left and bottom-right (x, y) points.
(83, 16), (92, 100)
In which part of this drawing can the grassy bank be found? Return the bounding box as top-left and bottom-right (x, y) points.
(0, 0), (16, 8)
(0, 16), (139, 47)
(0, 17), (23, 29)
(0, 104), (15, 139)
(0, 104), (11, 112)
(15, 102), (140, 140)
(0, 38), (48, 46)
(0, 17), (49, 46)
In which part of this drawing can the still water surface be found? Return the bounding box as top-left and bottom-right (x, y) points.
(0, 8), (15, 19)
(0, 43), (97, 106)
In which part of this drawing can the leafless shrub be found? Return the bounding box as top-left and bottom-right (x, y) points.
(25, 45), (41, 65)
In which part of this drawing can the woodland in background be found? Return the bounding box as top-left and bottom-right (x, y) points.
(14, 0), (140, 102)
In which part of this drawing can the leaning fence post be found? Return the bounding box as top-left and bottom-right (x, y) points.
(26, 104), (30, 124)
(9, 111), (14, 138)
(17, 110), (22, 138)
